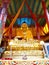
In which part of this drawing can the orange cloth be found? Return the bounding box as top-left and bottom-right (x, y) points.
(17, 29), (33, 40)
(17, 29), (23, 37)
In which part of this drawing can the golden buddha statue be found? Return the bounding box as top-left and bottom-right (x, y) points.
(17, 23), (33, 40)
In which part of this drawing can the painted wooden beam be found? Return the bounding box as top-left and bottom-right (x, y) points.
(42, 0), (49, 28)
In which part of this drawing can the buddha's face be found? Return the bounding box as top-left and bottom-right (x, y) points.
(21, 23), (28, 31)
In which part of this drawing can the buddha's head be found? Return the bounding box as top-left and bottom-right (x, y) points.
(21, 22), (28, 32)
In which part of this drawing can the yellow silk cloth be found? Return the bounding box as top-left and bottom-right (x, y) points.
(17, 29), (33, 40)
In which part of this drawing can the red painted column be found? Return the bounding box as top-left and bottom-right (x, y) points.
(42, 0), (49, 28)
(25, 1), (40, 40)
(2, 0), (10, 8)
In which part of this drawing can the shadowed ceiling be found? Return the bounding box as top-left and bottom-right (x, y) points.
(0, 0), (49, 26)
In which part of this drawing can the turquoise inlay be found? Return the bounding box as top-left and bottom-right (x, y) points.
(14, 18), (35, 26)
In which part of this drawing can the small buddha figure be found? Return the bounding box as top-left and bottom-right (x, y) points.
(17, 22), (33, 41)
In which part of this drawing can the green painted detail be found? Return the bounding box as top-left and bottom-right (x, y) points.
(8, 6), (11, 14)
(6, 19), (10, 26)
(39, 18), (46, 26)
(32, 0), (36, 12)
(9, 4), (13, 14)
(36, 0), (41, 14)
(34, 0), (38, 13)
(11, 0), (15, 14)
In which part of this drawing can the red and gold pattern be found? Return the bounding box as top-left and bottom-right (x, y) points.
(0, 60), (49, 65)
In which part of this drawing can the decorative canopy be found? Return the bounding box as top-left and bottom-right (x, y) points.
(0, 0), (49, 41)
(0, 0), (49, 26)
